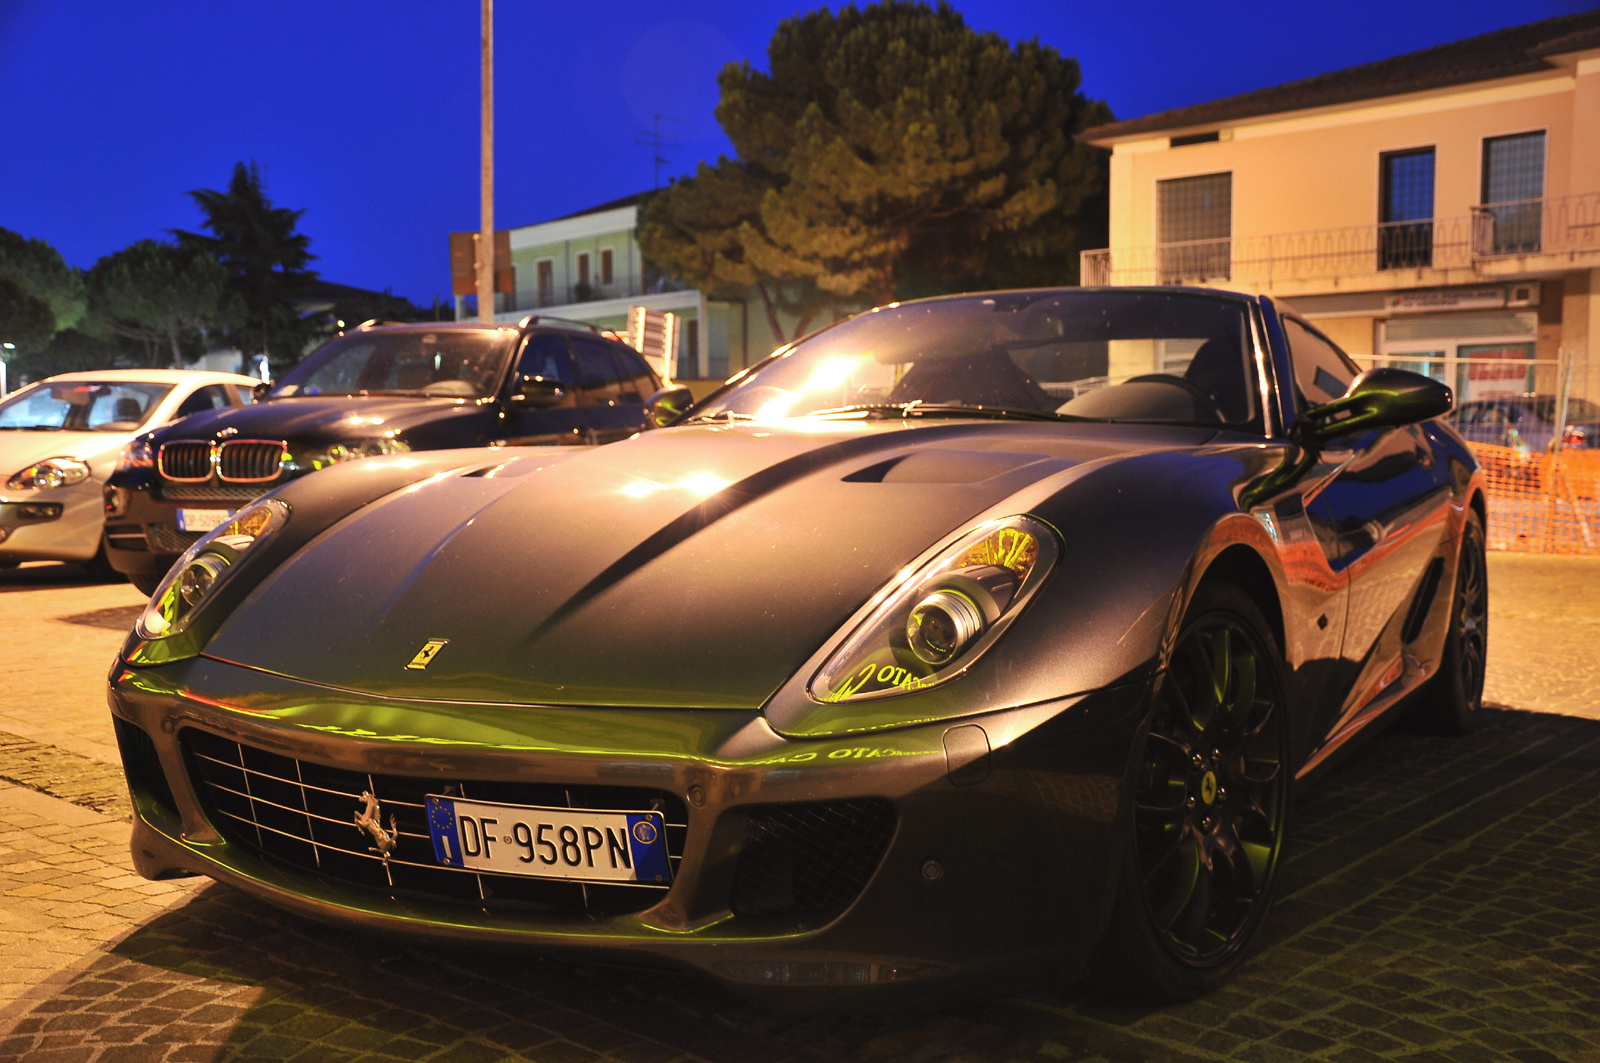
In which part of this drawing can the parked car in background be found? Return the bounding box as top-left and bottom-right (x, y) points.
(1450, 394), (1600, 452)
(103, 318), (663, 593)
(0, 369), (260, 577)
(109, 288), (1486, 1002)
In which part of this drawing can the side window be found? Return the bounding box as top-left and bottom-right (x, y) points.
(173, 384), (232, 419)
(234, 385), (256, 405)
(567, 336), (623, 402)
(515, 334), (571, 385)
(1284, 319), (1358, 408)
(609, 344), (655, 403)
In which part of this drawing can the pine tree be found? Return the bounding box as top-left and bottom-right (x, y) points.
(87, 240), (227, 367)
(176, 161), (317, 365)
(639, 1), (1111, 339)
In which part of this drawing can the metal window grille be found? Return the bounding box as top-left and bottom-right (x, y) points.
(1482, 132), (1545, 254)
(1158, 172), (1231, 282)
(1379, 148), (1435, 269)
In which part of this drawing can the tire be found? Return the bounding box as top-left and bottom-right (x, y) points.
(1098, 581), (1293, 1002)
(129, 570), (166, 597)
(1414, 509), (1488, 735)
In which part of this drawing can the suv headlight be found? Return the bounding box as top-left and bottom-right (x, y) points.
(117, 436), (155, 473)
(809, 515), (1059, 703)
(7, 457), (91, 490)
(296, 437), (409, 472)
(137, 499), (289, 639)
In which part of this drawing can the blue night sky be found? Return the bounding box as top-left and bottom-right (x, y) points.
(0, 0), (1587, 306)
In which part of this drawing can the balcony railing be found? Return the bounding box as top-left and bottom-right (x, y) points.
(1081, 191), (1600, 290)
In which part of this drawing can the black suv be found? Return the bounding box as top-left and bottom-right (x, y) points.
(104, 318), (664, 592)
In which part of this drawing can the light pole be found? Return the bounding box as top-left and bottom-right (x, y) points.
(477, 0), (495, 323)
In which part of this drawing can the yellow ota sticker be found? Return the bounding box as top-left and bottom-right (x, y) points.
(406, 639), (449, 670)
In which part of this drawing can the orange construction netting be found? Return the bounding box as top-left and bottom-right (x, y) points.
(1469, 443), (1600, 555)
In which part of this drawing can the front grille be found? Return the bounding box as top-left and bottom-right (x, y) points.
(182, 728), (688, 916)
(146, 525), (202, 553)
(157, 441), (212, 481)
(730, 799), (897, 918)
(159, 483), (268, 502)
(217, 440), (285, 483)
(114, 718), (176, 815)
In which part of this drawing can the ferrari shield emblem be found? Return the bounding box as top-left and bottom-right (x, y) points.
(406, 638), (449, 670)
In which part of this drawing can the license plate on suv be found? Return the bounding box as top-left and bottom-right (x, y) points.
(426, 796), (672, 884)
(177, 509), (234, 532)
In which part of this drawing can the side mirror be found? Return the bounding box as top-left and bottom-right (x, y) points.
(511, 374), (566, 409)
(251, 381), (273, 402)
(645, 385), (694, 428)
(1296, 368), (1452, 447)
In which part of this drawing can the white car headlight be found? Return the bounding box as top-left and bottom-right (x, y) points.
(810, 515), (1060, 703)
(137, 499), (289, 639)
(6, 457), (91, 490)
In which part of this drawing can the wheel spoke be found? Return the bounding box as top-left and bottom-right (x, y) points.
(1180, 858), (1214, 947)
(1151, 835), (1200, 931)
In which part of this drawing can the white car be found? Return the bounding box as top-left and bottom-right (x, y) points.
(0, 369), (262, 577)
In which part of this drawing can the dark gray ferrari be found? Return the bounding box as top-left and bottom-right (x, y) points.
(108, 287), (1486, 1002)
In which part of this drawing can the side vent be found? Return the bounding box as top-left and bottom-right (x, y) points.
(1401, 557), (1446, 644)
(113, 717), (177, 816)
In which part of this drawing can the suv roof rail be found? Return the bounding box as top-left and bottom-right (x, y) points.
(355, 319), (416, 329)
(518, 314), (606, 335)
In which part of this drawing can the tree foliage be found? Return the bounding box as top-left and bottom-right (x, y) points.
(87, 240), (227, 367)
(0, 226), (86, 339)
(176, 161), (318, 363)
(0, 273), (57, 352)
(639, 1), (1111, 342)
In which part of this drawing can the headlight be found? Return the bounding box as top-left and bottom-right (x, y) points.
(810, 515), (1059, 703)
(137, 499), (288, 639)
(7, 457), (91, 490)
(117, 436), (155, 473)
(297, 437), (410, 472)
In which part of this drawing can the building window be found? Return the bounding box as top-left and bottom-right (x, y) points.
(1157, 172), (1231, 282)
(576, 253), (590, 287)
(1379, 148), (1434, 269)
(1481, 131), (1545, 254)
(600, 248), (614, 286)
(536, 260), (554, 306)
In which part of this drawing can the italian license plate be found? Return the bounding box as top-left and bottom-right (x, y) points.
(425, 796), (672, 884)
(177, 508), (233, 532)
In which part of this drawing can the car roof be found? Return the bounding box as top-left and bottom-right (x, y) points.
(34, 369), (262, 385)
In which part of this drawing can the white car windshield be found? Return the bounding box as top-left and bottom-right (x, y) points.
(689, 290), (1260, 429)
(0, 381), (174, 432)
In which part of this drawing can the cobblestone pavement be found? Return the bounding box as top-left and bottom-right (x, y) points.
(1, 557), (1598, 1062)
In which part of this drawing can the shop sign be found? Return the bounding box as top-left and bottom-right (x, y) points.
(1385, 288), (1506, 313)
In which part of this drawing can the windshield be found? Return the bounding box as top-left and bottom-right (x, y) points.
(0, 381), (174, 432)
(689, 290), (1260, 429)
(273, 328), (517, 399)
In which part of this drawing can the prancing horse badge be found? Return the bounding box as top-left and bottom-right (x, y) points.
(406, 638), (448, 670)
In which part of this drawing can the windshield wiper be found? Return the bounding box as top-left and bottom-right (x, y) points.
(811, 402), (1098, 423)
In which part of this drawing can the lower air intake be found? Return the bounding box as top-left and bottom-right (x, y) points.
(730, 799), (897, 918)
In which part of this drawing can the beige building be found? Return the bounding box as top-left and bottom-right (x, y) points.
(1082, 11), (1600, 407)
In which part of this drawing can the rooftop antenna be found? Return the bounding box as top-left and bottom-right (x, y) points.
(635, 114), (683, 188)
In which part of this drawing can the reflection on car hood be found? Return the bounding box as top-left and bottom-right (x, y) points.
(204, 420), (1214, 708)
(0, 430), (132, 477)
(150, 395), (484, 445)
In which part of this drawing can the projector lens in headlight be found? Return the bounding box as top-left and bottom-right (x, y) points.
(810, 515), (1058, 703)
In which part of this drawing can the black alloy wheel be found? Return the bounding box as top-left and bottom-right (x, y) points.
(1101, 582), (1291, 1001)
(1417, 508), (1487, 734)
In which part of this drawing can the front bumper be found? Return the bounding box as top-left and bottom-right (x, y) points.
(0, 480), (105, 563)
(110, 655), (1147, 995)
(103, 480), (269, 582)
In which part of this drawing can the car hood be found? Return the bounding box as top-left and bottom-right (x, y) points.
(0, 429), (131, 479)
(204, 419), (1214, 708)
(150, 395), (482, 445)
